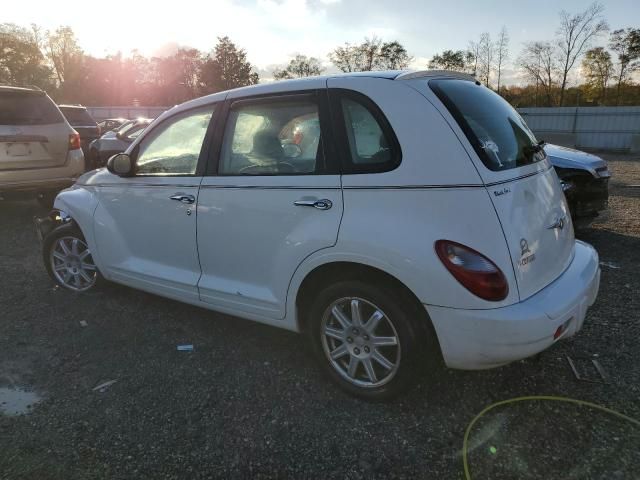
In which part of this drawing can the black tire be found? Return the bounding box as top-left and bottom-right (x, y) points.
(307, 279), (430, 401)
(43, 223), (102, 292)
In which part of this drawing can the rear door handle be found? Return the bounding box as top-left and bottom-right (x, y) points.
(294, 198), (333, 210)
(170, 193), (195, 204)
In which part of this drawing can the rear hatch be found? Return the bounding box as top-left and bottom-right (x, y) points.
(0, 90), (70, 170)
(429, 79), (575, 301)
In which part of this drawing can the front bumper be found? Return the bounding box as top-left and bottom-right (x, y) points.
(427, 240), (600, 370)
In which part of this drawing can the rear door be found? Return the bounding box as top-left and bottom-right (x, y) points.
(196, 87), (343, 320)
(0, 91), (69, 170)
(424, 78), (574, 300)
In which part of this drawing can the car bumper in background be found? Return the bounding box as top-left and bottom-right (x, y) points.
(0, 149), (84, 195)
(427, 240), (600, 370)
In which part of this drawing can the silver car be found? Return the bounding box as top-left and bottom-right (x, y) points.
(0, 86), (84, 205)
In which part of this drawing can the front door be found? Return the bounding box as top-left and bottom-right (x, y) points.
(197, 89), (343, 320)
(93, 105), (217, 302)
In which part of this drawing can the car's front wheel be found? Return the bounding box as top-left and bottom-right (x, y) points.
(43, 224), (100, 292)
(307, 280), (427, 401)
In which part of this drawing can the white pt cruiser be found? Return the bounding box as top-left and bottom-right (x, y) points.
(36, 71), (600, 400)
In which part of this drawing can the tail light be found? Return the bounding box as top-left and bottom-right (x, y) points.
(69, 132), (81, 150)
(435, 240), (508, 301)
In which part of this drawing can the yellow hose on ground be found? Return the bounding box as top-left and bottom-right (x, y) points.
(463, 395), (640, 480)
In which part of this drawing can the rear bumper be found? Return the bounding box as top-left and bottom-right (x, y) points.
(427, 240), (600, 370)
(0, 149), (84, 195)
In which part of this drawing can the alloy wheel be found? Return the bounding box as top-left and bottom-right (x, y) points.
(49, 236), (97, 291)
(321, 297), (401, 388)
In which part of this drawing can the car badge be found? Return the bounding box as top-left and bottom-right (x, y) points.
(520, 238), (530, 256)
(547, 215), (567, 231)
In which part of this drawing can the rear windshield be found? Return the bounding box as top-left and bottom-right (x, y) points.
(430, 79), (545, 171)
(0, 92), (64, 126)
(59, 107), (96, 126)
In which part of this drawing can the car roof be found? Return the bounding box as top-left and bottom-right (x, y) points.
(0, 85), (46, 96)
(170, 70), (475, 116)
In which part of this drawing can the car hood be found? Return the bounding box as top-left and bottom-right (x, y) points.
(544, 144), (607, 173)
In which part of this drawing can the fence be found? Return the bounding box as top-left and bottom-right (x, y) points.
(87, 106), (168, 121)
(87, 105), (640, 152)
(518, 106), (640, 151)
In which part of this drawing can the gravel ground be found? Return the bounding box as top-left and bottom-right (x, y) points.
(1, 153), (639, 479)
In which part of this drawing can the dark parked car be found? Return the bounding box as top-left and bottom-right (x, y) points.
(58, 105), (100, 167)
(88, 118), (151, 168)
(545, 144), (610, 225)
(97, 118), (127, 133)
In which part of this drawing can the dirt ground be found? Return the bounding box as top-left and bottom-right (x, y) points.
(1, 153), (639, 479)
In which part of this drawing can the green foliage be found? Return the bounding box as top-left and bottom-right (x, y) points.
(0, 23), (53, 89)
(273, 55), (324, 80)
(199, 36), (259, 94)
(329, 36), (412, 72)
(582, 47), (614, 102)
(429, 50), (466, 71)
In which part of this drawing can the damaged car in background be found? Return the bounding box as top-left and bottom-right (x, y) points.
(545, 144), (611, 225)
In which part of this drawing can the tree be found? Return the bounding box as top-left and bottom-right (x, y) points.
(467, 41), (480, 76)
(582, 47), (613, 103)
(429, 50), (466, 71)
(200, 36), (258, 94)
(495, 26), (509, 93)
(609, 28), (640, 104)
(555, 2), (609, 105)
(273, 54), (324, 80)
(0, 23), (53, 88)
(46, 26), (83, 86)
(518, 41), (558, 106)
(329, 37), (412, 72)
(478, 32), (493, 87)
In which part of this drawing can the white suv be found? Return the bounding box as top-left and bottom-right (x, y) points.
(36, 71), (600, 400)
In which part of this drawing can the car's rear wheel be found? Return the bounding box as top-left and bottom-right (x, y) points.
(307, 280), (427, 401)
(43, 224), (100, 292)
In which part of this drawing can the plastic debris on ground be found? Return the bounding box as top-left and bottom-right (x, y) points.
(92, 379), (118, 392)
(177, 344), (194, 352)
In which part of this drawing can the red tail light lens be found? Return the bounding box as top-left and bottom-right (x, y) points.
(435, 240), (508, 301)
(69, 132), (81, 150)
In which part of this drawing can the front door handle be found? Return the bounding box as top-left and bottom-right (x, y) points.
(170, 193), (195, 204)
(294, 198), (333, 210)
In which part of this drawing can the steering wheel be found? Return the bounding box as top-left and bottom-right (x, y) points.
(276, 161), (295, 173)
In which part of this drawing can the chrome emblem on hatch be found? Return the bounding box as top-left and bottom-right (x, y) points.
(547, 215), (567, 231)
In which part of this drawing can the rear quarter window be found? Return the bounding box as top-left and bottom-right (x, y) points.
(0, 92), (64, 126)
(430, 79), (545, 171)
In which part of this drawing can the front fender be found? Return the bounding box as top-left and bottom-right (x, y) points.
(49, 185), (102, 271)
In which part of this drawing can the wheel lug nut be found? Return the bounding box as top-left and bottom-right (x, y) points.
(354, 347), (360, 355)
(364, 346), (370, 353)
(352, 328), (358, 334)
(347, 337), (353, 343)
(363, 335), (369, 340)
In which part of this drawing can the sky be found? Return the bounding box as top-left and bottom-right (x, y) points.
(4, 0), (638, 84)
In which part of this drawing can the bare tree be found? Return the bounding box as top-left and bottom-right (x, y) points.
(466, 41), (480, 77)
(555, 2), (609, 105)
(518, 41), (557, 106)
(582, 47), (613, 102)
(46, 26), (83, 85)
(495, 27), (509, 93)
(609, 28), (640, 104)
(478, 33), (493, 87)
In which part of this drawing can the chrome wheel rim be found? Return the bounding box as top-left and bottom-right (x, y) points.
(321, 297), (401, 388)
(50, 236), (97, 291)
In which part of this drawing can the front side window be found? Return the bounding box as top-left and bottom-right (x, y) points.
(430, 79), (544, 171)
(219, 98), (323, 175)
(135, 106), (214, 175)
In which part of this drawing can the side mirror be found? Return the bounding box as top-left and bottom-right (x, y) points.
(107, 153), (134, 176)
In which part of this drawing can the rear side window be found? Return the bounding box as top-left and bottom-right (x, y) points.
(430, 79), (544, 171)
(59, 107), (96, 126)
(0, 92), (63, 125)
(332, 90), (400, 174)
